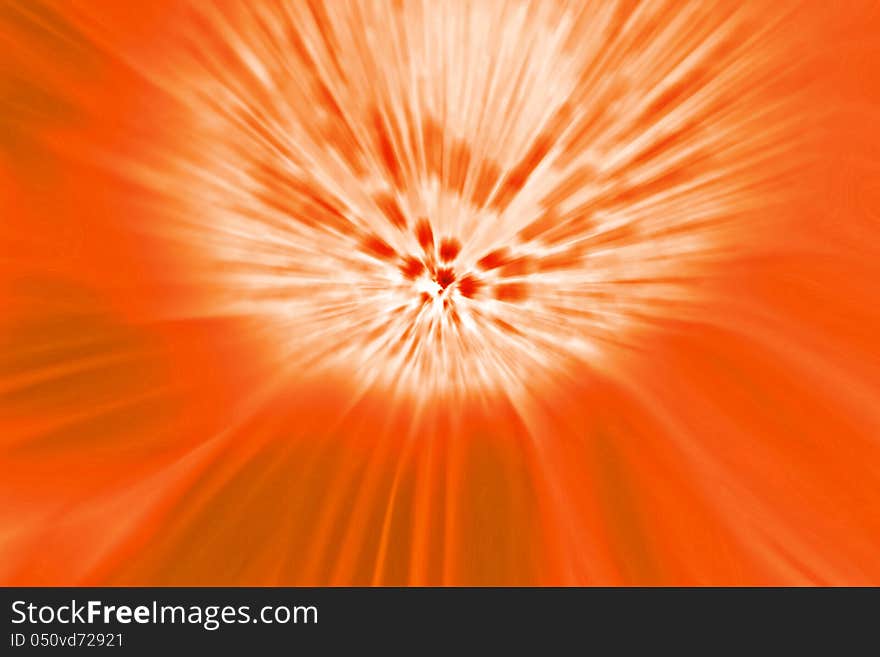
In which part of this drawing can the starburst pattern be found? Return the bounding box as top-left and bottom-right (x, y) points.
(134, 1), (815, 399)
(2, 0), (880, 585)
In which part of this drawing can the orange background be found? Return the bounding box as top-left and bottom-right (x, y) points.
(2, 0), (880, 585)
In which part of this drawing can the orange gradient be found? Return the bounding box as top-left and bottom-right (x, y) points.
(1, 0), (880, 585)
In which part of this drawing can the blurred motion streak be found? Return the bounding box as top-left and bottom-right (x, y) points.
(1, 0), (880, 585)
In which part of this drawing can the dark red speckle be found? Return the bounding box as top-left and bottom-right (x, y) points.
(457, 274), (482, 298)
(436, 267), (456, 289)
(477, 248), (510, 270)
(362, 235), (397, 260)
(416, 218), (434, 251)
(438, 238), (462, 262)
(400, 256), (425, 279)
